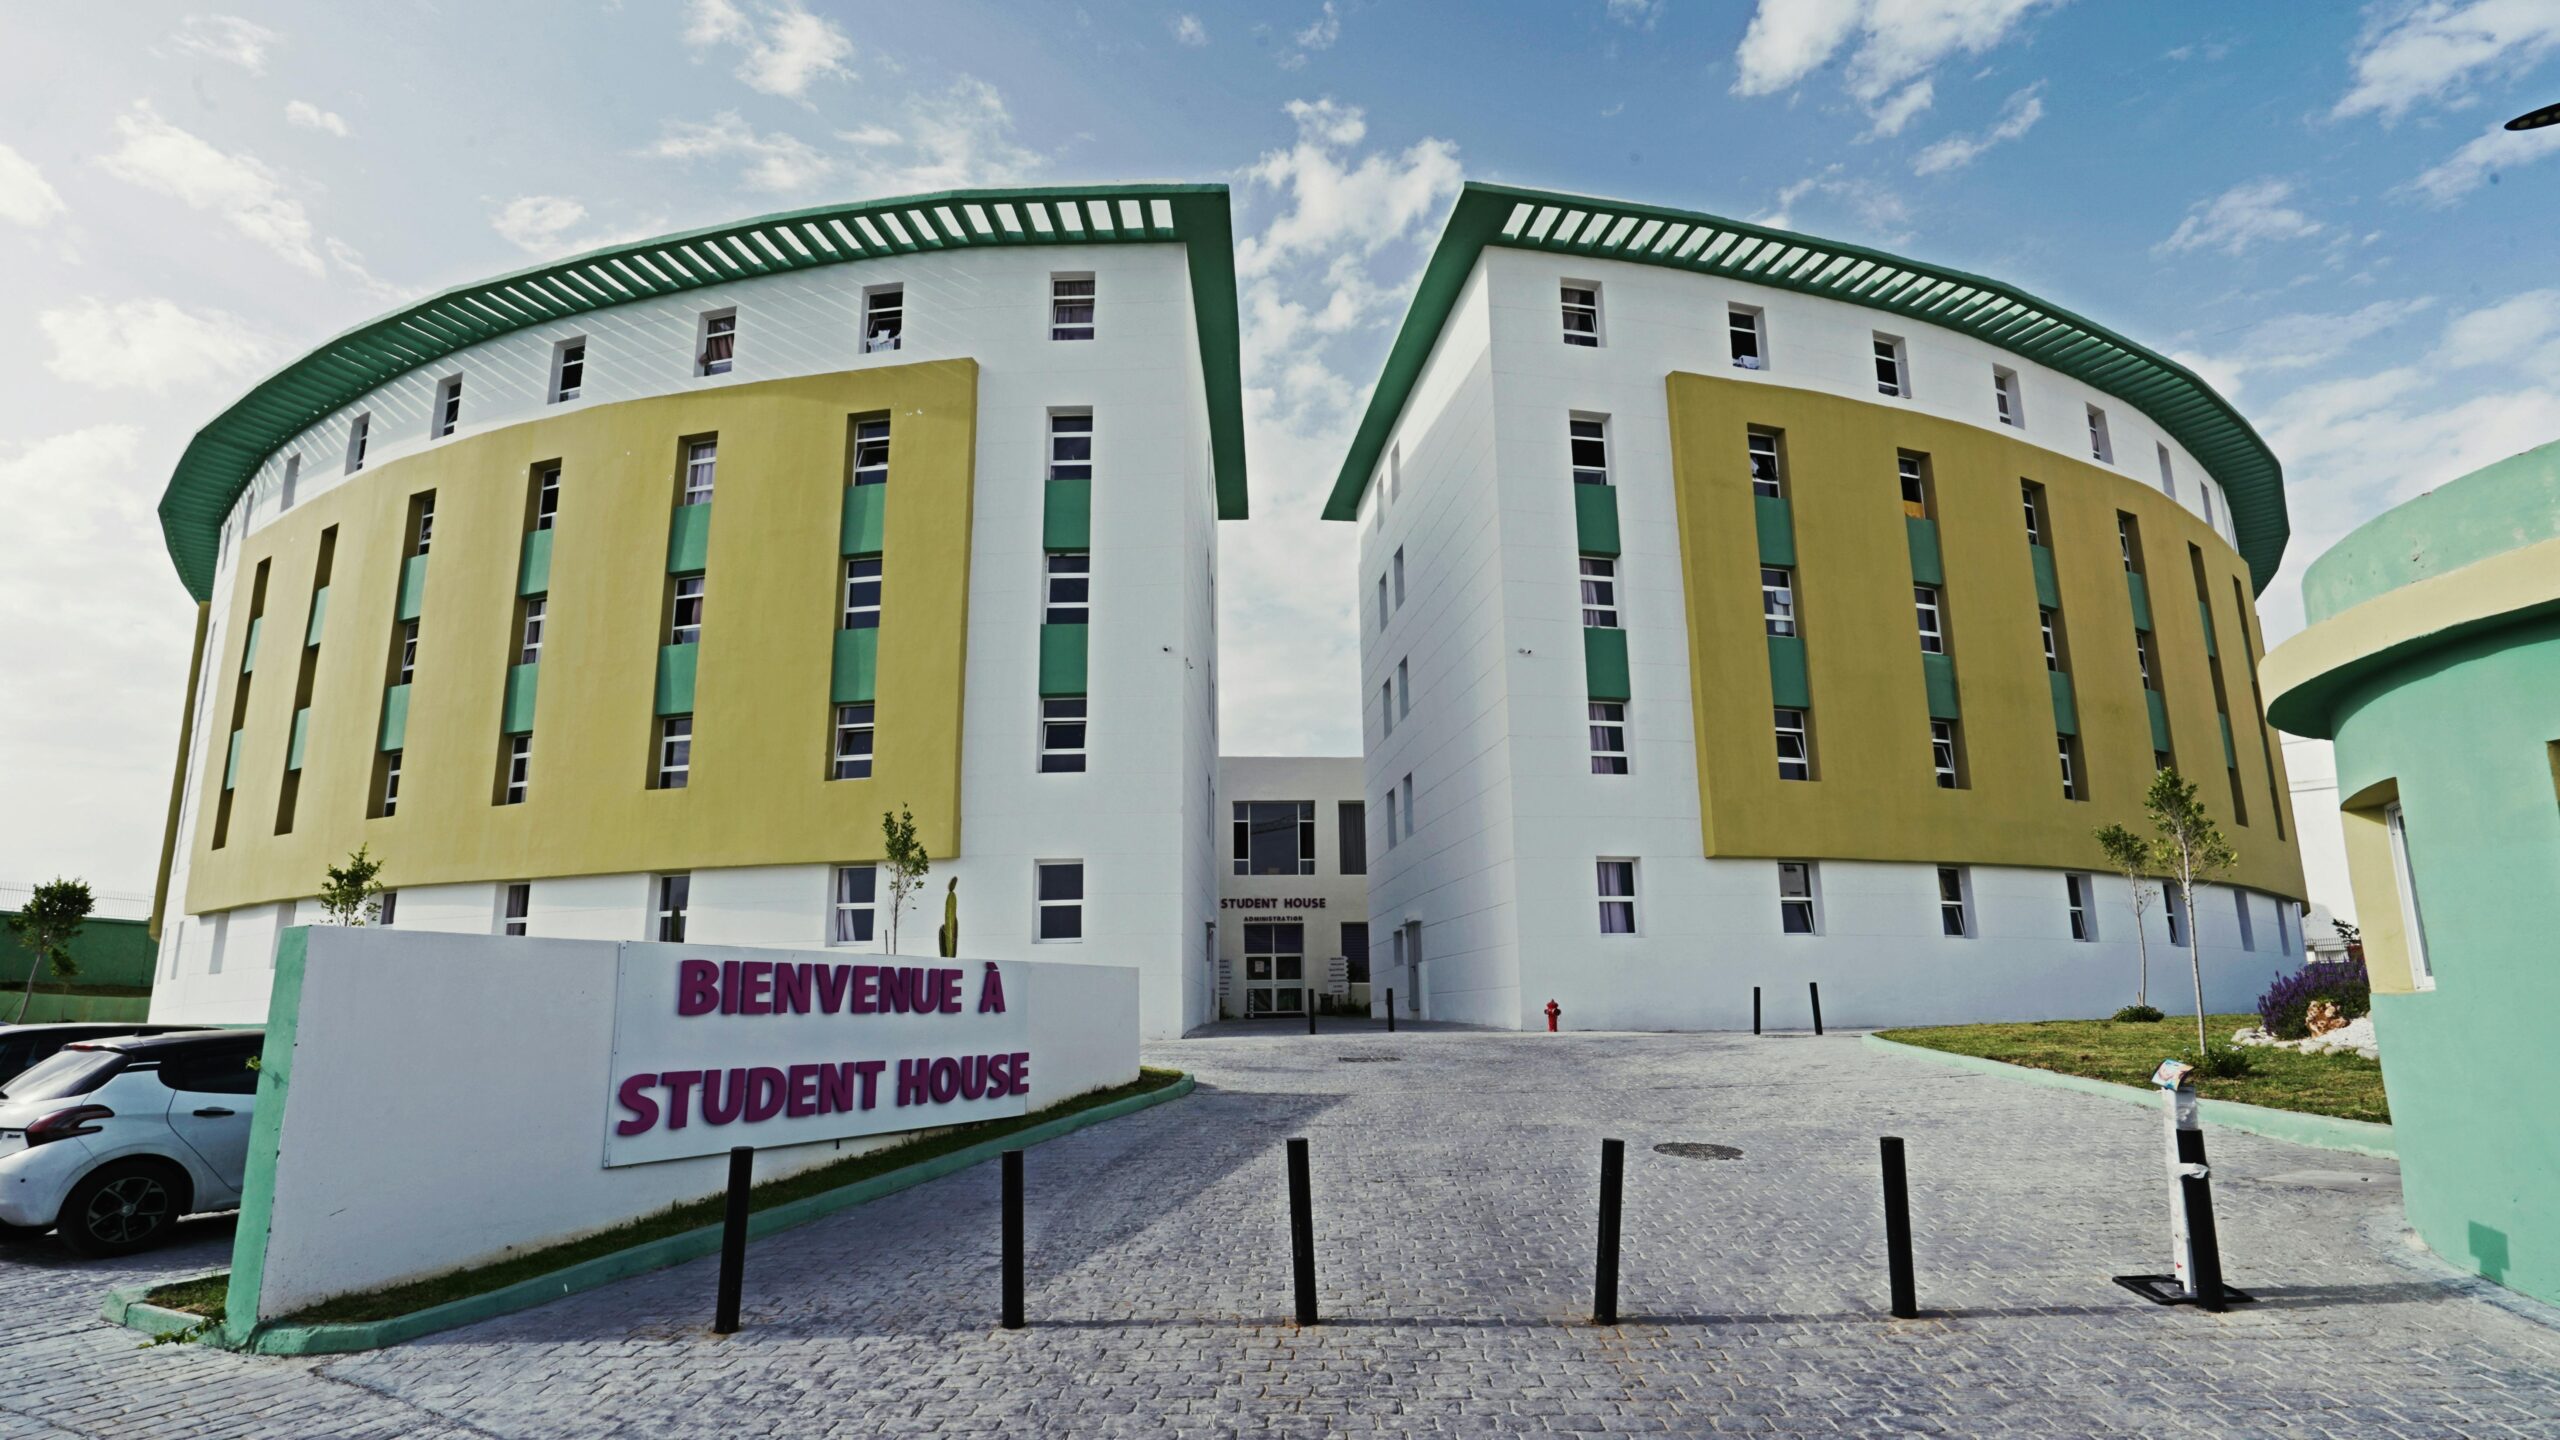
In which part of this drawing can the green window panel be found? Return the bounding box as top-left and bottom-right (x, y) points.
(1574, 484), (1622, 558)
(2219, 711), (2238, 767)
(304, 586), (330, 646)
(240, 616), (263, 674)
(1766, 634), (1810, 710)
(518, 530), (553, 597)
(1043, 477), (1092, 553)
(2050, 669), (2079, 736)
(1753, 495), (1796, 567)
(223, 728), (243, 790)
(2146, 688), (2173, 753)
(2030, 545), (2061, 611)
(1039, 623), (1090, 698)
(1921, 651), (1961, 720)
(842, 485), (888, 558)
(2126, 571), (2153, 632)
(2198, 599), (2218, 657)
(397, 555), (430, 622)
(655, 643), (698, 716)
(1583, 626), (1631, 702)
(378, 684), (410, 752)
(666, 504), (713, 574)
(831, 626), (879, 705)
(1905, 517), (1943, 588)
(501, 663), (539, 735)
(286, 707), (311, 771)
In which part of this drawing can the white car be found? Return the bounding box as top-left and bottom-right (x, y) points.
(0, 1030), (262, 1256)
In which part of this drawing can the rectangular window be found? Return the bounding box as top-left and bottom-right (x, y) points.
(2155, 442), (2178, 499)
(1930, 719), (1961, 789)
(1375, 573), (1389, 630)
(1233, 800), (1318, 876)
(378, 891), (397, 927)
(831, 703), (874, 780)
(2058, 733), (2082, 801)
(1397, 657), (1411, 719)
(1581, 557), (1620, 628)
(535, 464), (561, 529)
(1341, 921), (1371, 982)
(502, 733), (531, 805)
(1392, 547), (1407, 605)
(1992, 366), (2024, 428)
(503, 882), (530, 937)
(2203, 482), (2218, 530)
(1570, 415), (1609, 485)
(2166, 887), (2188, 947)
(2136, 631), (2157, 689)
(1913, 584), (1945, 654)
(279, 454), (300, 512)
(1774, 707), (1811, 781)
(1762, 567), (1797, 637)
(413, 492), (436, 555)
(1779, 861), (1817, 934)
(2021, 481), (2047, 547)
(1036, 861), (1084, 941)
(1729, 305), (1765, 369)
(1050, 274), (1095, 341)
(1872, 333), (1908, 397)
(1400, 772), (1414, 836)
(518, 596), (546, 665)
(850, 416), (890, 485)
(831, 865), (877, 945)
(432, 377), (462, 438)
(1338, 801), (1367, 875)
(1597, 859), (1637, 934)
(2066, 874), (2096, 941)
(346, 413), (370, 473)
(1937, 866), (1968, 937)
(862, 286), (902, 352)
(1898, 453), (1930, 518)
(1747, 428), (1784, 498)
(670, 575), (705, 645)
(2040, 608), (2060, 670)
(1561, 282), (1600, 346)
(2086, 404), (2113, 463)
(1047, 411), (1093, 481)
(2277, 902), (2293, 956)
(378, 748), (403, 817)
(842, 557), (884, 629)
(2117, 513), (2139, 570)
(1383, 788), (1397, 850)
(1380, 680), (1394, 738)
(552, 339), (586, 403)
(1588, 702), (1629, 775)
(2234, 890), (2256, 951)
(1038, 697), (1086, 773)
(1042, 553), (1088, 625)
(656, 873), (690, 942)
(397, 620), (420, 685)
(655, 715), (692, 789)
(698, 310), (736, 376)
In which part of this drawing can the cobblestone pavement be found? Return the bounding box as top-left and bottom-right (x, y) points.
(7, 1027), (2560, 1439)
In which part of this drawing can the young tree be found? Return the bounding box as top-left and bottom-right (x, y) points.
(881, 806), (931, 956)
(2093, 823), (2158, 1009)
(318, 845), (387, 926)
(8, 878), (94, 1024)
(2143, 769), (2240, 1058)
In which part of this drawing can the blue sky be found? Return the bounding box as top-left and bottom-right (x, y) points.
(5, 1), (2558, 899)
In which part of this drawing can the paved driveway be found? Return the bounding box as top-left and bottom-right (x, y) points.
(5, 1028), (2557, 1438)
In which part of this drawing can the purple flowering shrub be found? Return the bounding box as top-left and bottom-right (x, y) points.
(2256, 958), (2372, 1040)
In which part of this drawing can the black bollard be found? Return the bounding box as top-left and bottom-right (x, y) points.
(1001, 1149), (1025, 1329)
(1809, 981), (1825, 1036)
(1386, 988), (1396, 1033)
(713, 1145), (753, 1334)
(1880, 1137), (1917, 1319)
(1594, 1138), (1625, 1324)
(2181, 1170), (2227, 1313)
(1287, 1137), (1319, 1325)
(1753, 985), (1762, 1035)
(1309, 999), (1317, 1035)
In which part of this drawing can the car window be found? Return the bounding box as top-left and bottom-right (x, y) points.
(0, 1048), (125, 1102)
(156, 1045), (262, 1096)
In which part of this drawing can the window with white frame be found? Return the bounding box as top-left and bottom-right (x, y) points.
(656, 873), (690, 942)
(1930, 719), (1960, 789)
(1561, 283), (1600, 346)
(1729, 305), (1766, 369)
(2086, 404), (2113, 464)
(2135, 631), (2158, 690)
(1580, 557), (1619, 627)
(379, 748), (403, 816)
(1937, 866), (1969, 937)
(843, 557), (883, 629)
(1747, 428), (1784, 497)
(1035, 860), (1084, 941)
(346, 413), (370, 473)
(1774, 707), (1811, 781)
(1913, 584), (1945, 654)
(851, 417), (890, 485)
(831, 704), (874, 780)
(2165, 886), (2188, 947)
(1597, 859), (1637, 934)
(503, 734), (531, 805)
(2233, 889), (2255, 951)
(683, 439), (717, 505)
(1873, 333), (1908, 397)
(378, 891), (398, 927)
(432, 377), (463, 438)
(655, 715), (692, 789)
(536, 464), (561, 529)
(518, 596), (546, 665)
(1047, 411), (1092, 481)
(670, 575), (705, 645)
(1588, 702), (1628, 775)
(1233, 801), (1318, 876)
(503, 882), (530, 936)
(279, 454), (300, 512)
(2155, 442), (2178, 499)
(1397, 658), (1410, 720)
(698, 310), (736, 376)
(1570, 415), (1610, 485)
(830, 865), (877, 944)
(863, 286), (903, 352)
(1898, 453), (1930, 518)
(1050, 274), (1095, 341)
(2067, 873), (2093, 941)
(1392, 546), (1406, 605)
(2118, 513), (2138, 570)
(1778, 862), (1817, 934)
(397, 620), (420, 684)
(1043, 553), (1088, 624)
(414, 492), (436, 553)
(552, 339), (586, 403)
(1762, 567), (1797, 637)
(1992, 366), (2024, 428)
(2058, 733), (2081, 801)
(2021, 481), (2046, 546)
(2040, 608), (2060, 670)
(1039, 697), (1087, 772)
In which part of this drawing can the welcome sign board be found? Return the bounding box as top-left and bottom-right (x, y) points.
(605, 944), (1032, 1167)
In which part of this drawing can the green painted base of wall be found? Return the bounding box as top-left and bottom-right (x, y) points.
(0, 913), (159, 990)
(9, 991), (153, 1023)
(2374, 992), (2560, 1309)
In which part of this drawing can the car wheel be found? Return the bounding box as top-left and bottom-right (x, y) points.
(60, 1159), (188, 1258)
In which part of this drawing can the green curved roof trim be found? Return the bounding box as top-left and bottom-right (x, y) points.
(1323, 182), (2289, 592)
(160, 183), (1247, 599)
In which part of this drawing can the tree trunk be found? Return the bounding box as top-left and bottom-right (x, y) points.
(11, 951), (49, 1025)
(2134, 890), (2151, 1008)
(2185, 881), (2209, 1057)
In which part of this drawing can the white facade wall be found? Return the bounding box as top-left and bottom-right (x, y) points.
(1215, 756), (1370, 1017)
(1358, 247), (2291, 1032)
(157, 242), (1221, 1039)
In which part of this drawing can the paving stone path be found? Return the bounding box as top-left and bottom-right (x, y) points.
(6, 1027), (2558, 1438)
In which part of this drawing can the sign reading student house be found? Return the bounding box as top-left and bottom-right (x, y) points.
(604, 945), (1033, 1167)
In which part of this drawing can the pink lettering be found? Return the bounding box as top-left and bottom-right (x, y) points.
(853, 1058), (886, 1109)
(940, 969), (965, 1013)
(977, 962), (1007, 1014)
(816, 1063), (856, 1115)
(701, 1068), (747, 1125)
(773, 964), (812, 1016)
(743, 1066), (786, 1123)
(719, 960), (743, 1015)
(614, 1073), (661, 1136)
(676, 960), (720, 1016)
(1010, 1051), (1032, 1097)
(896, 1057), (931, 1107)
(662, 1069), (703, 1129)
(814, 964), (851, 1013)
(929, 1056), (962, 1104)
(851, 965), (878, 1014)
(738, 961), (773, 1016)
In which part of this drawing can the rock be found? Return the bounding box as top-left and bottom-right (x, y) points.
(2230, 1015), (2379, 1060)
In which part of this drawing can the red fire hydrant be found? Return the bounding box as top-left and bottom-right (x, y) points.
(1545, 999), (1561, 1032)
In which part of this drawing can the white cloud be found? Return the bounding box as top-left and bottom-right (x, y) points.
(1280, 2), (1341, 67)
(1731, 0), (2061, 133)
(2403, 120), (2560, 204)
(1753, 164), (1914, 243)
(491, 195), (590, 253)
(172, 14), (280, 73)
(2154, 177), (2321, 258)
(1605, 0), (1665, 30)
(838, 77), (1043, 195)
(2432, 287), (2560, 370)
(1172, 13), (1209, 46)
(1911, 82), (2043, 174)
(647, 112), (834, 192)
(1235, 100), (1461, 279)
(97, 102), (322, 275)
(284, 100), (350, 138)
(1867, 79), (1935, 138)
(37, 297), (277, 393)
(2166, 296), (2437, 400)
(683, 0), (854, 98)
(0, 142), (66, 227)
(685, 0), (750, 47)
(2334, 0), (2560, 121)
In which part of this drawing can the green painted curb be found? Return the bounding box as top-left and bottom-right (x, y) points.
(101, 1280), (228, 1344)
(114, 1073), (1194, 1356)
(1863, 1034), (2396, 1159)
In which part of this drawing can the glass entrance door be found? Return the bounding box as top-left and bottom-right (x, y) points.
(1245, 921), (1306, 1016)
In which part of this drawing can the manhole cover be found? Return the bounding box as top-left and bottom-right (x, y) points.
(1654, 1142), (1743, 1161)
(1336, 1054), (1401, 1063)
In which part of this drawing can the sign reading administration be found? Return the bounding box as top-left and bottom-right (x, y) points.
(603, 945), (1031, 1167)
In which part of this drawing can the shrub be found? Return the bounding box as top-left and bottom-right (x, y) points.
(2194, 1044), (2258, 1079)
(2256, 959), (2372, 1040)
(2111, 1004), (2165, 1023)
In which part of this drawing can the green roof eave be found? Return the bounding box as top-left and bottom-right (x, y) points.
(1322, 183), (2289, 593)
(160, 183), (1248, 599)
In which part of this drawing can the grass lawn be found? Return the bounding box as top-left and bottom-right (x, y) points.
(1876, 1013), (2390, 1124)
(147, 1066), (1188, 1326)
